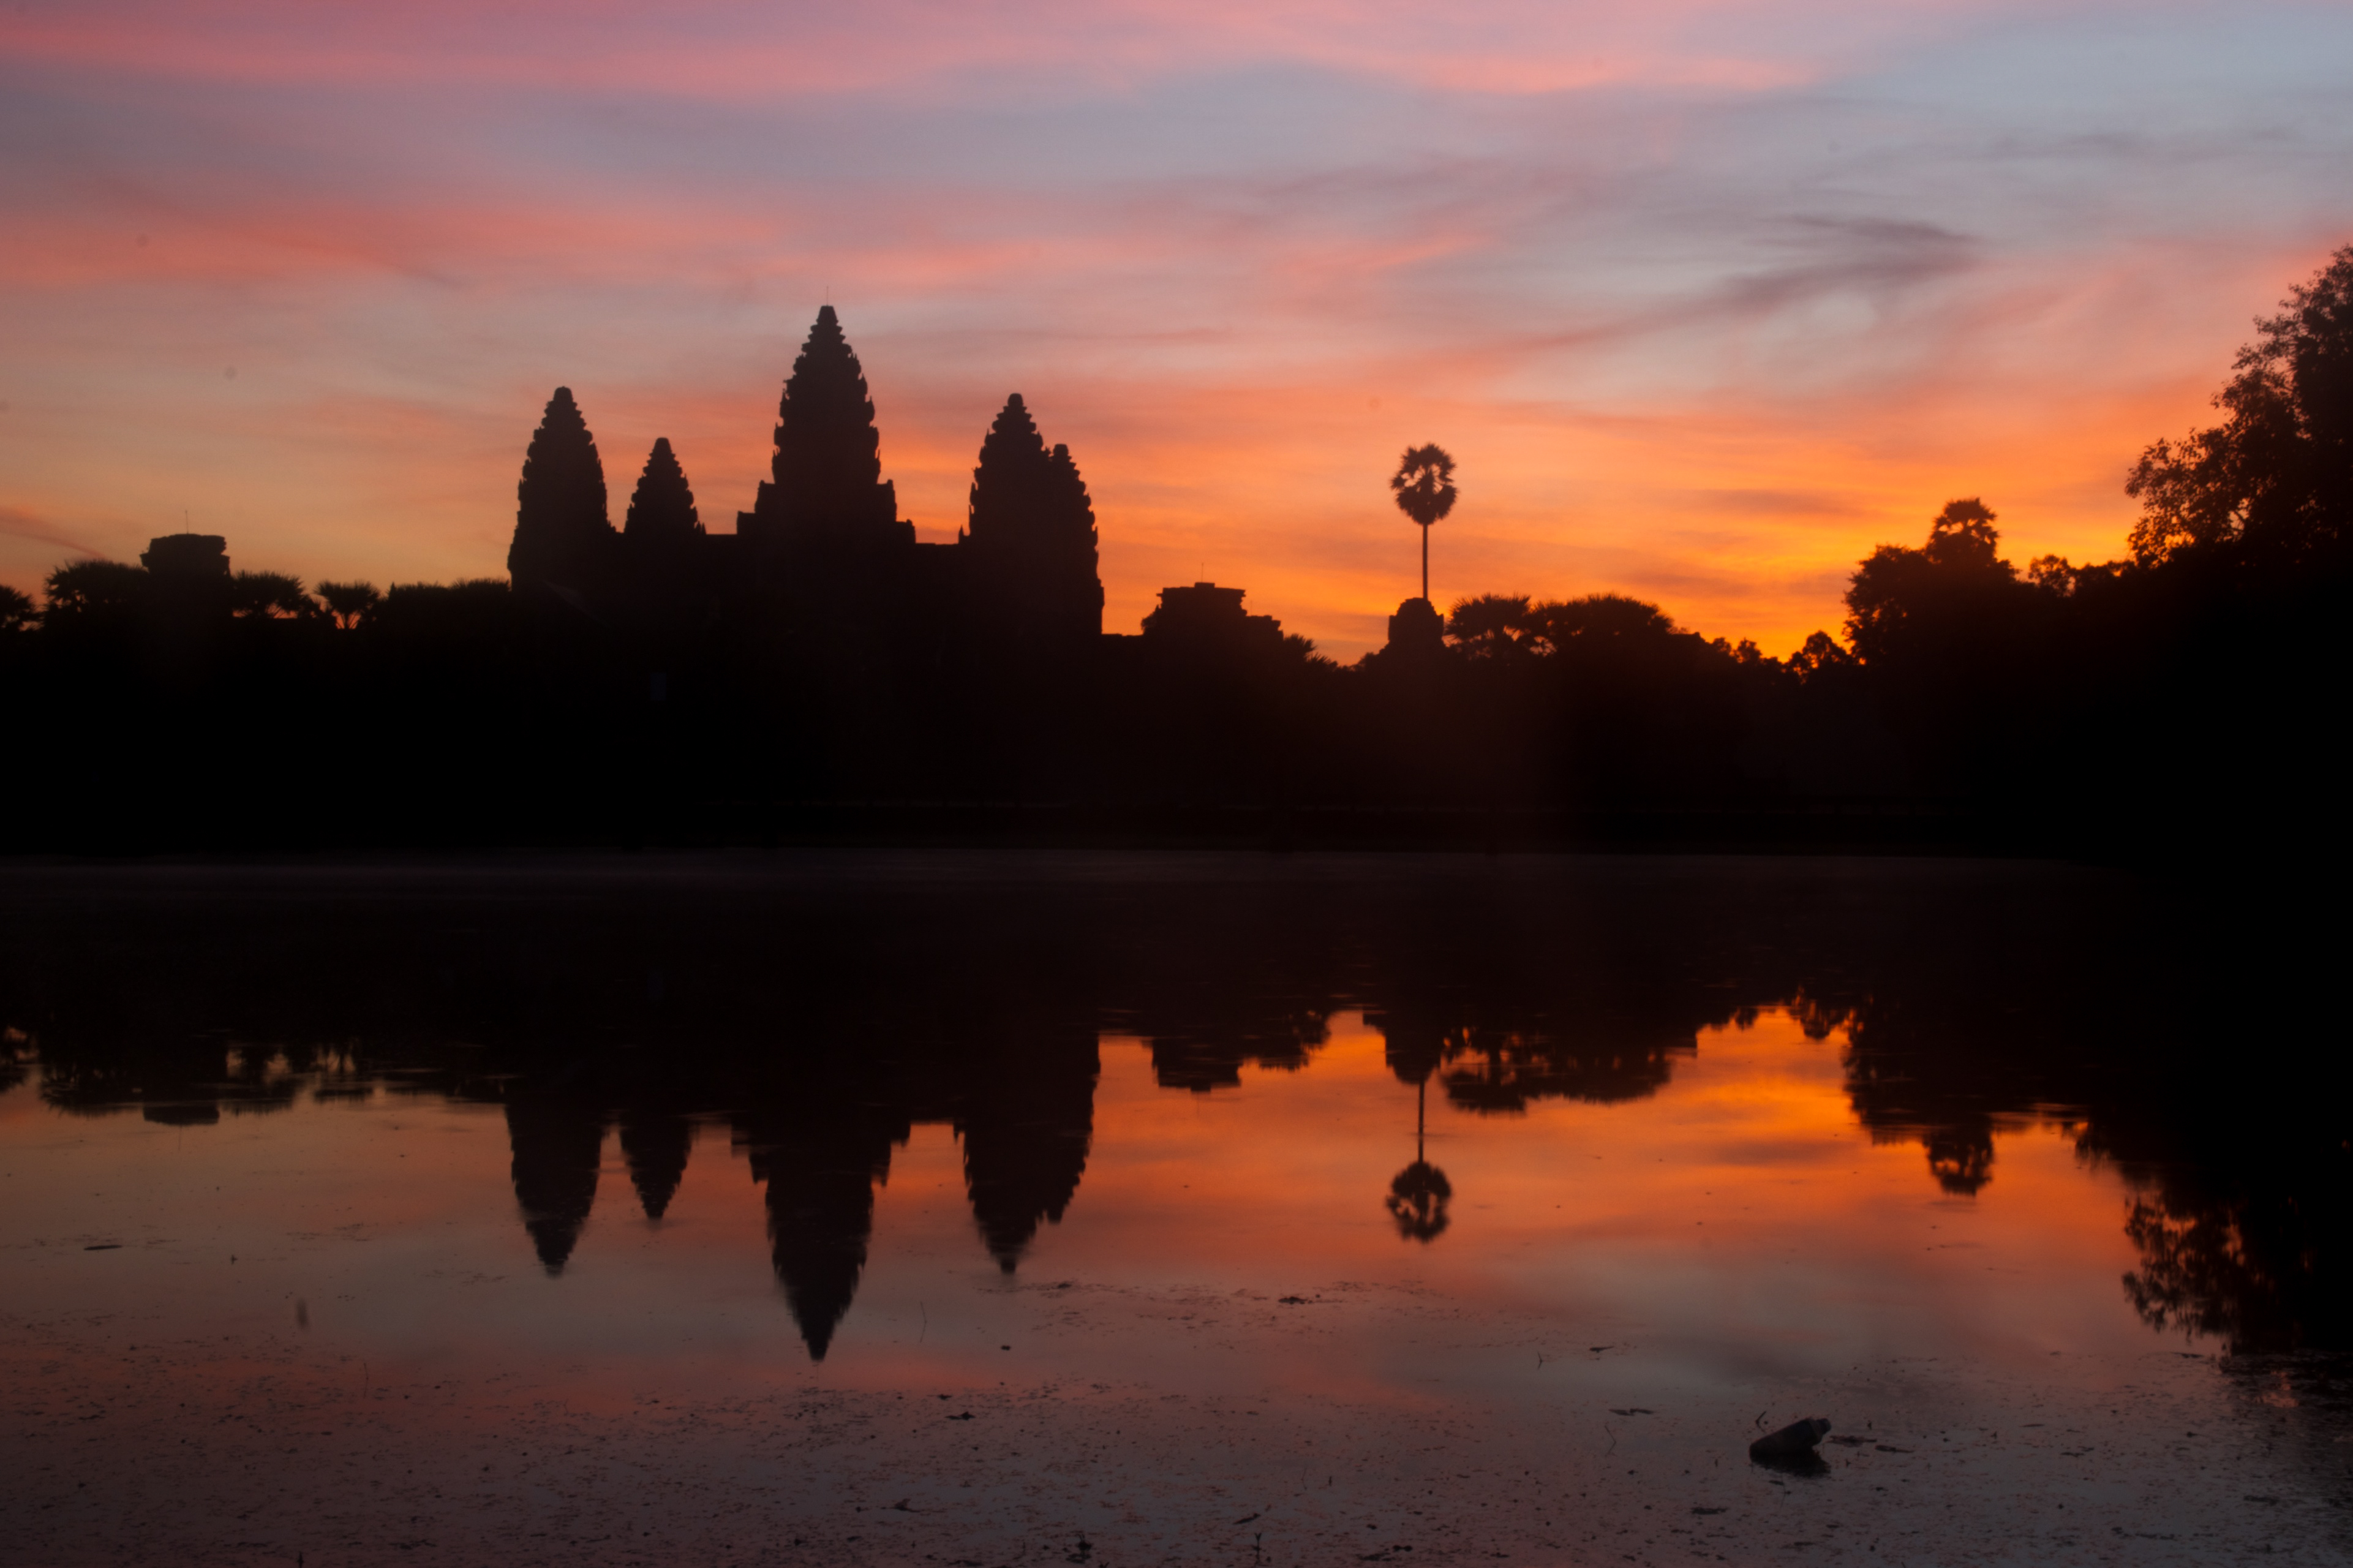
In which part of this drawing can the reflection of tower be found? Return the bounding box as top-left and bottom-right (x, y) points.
(739, 1106), (906, 1362)
(959, 1035), (1099, 1273)
(619, 1109), (693, 1221)
(1385, 1076), (1453, 1244)
(505, 1096), (606, 1275)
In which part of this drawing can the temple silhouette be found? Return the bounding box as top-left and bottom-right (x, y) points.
(502, 305), (1259, 663)
(11, 246), (2353, 860)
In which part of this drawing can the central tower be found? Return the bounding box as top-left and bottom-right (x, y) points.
(739, 306), (913, 549)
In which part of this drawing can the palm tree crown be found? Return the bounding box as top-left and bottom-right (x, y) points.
(1390, 444), (1458, 528)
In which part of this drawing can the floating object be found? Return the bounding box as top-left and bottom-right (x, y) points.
(1749, 1417), (1832, 1463)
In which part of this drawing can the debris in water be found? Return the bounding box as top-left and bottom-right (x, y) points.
(1749, 1418), (1832, 1464)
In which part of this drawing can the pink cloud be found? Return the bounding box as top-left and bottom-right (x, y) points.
(0, 0), (2015, 99)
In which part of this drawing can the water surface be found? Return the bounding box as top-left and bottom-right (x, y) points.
(2, 853), (2346, 1565)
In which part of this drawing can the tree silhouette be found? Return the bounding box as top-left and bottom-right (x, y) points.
(1922, 497), (2003, 571)
(1390, 443), (1458, 602)
(0, 584), (33, 633)
(508, 386), (611, 589)
(315, 580), (380, 629)
(42, 560), (147, 620)
(1534, 594), (1681, 644)
(1786, 629), (1856, 684)
(2128, 243), (2353, 564)
(1447, 594), (1543, 660)
(1843, 498), (2023, 666)
(229, 571), (318, 619)
(623, 437), (702, 541)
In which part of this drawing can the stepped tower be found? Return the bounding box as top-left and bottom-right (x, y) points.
(739, 306), (913, 549)
(963, 392), (1104, 639)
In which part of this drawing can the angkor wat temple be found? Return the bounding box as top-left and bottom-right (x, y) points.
(505, 304), (1293, 659)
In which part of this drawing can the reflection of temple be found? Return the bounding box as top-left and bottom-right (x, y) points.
(737, 1098), (905, 1360)
(505, 1093), (606, 1273)
(490, 1035), (1102, 1360)
(9, 861), (2346, 1359)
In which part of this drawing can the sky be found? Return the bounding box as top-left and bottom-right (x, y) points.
(3, 1), (2351, 659)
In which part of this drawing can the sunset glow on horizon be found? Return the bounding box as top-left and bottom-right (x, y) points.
(5, 1), (2350, 658)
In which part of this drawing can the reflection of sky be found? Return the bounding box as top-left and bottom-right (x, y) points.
(3, 1), (2350, 656)
(0, 1009), (2146, 1396)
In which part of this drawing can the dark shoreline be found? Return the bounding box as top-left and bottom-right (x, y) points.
(0, 797), (2127, 862)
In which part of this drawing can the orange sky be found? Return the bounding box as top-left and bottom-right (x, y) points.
(3, 1), (2350, 657)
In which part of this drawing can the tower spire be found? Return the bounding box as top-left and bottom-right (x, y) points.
(739, 306), (909, 548)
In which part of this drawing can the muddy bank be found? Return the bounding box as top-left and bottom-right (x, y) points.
(7, 1284), (2347, 1568)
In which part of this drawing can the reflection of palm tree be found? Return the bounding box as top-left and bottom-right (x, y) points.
(1385, 1077), (1453, 1243)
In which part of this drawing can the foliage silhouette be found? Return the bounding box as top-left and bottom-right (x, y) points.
(230, 570), (319, 620)
(1842, 498), (2024, 665)
(315, 580), (380, 629)
(1387, 1159), (1451, 1242)
(0, 584), (34, 633)
(2128, 244), (2353, 564)
(42, 560), (149, 620)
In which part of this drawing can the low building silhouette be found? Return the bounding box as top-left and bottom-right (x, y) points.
(1384, 596), (1444, 658)
(140, 534), (231, 580)
(1139, 582), (1284, 654)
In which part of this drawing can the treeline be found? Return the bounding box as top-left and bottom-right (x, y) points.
(3, 247), (2349, 856)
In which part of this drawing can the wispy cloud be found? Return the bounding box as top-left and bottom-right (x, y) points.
(0, 504), (107, 564)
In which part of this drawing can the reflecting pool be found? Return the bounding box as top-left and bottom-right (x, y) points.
(2, 853), (2347, 1565)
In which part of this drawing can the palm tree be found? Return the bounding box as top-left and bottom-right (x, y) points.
(1390, 443), (1458, 603)
(229, 571), (320, 619)
(315, 580), (381, 629)
(42, 560), (148, 620)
